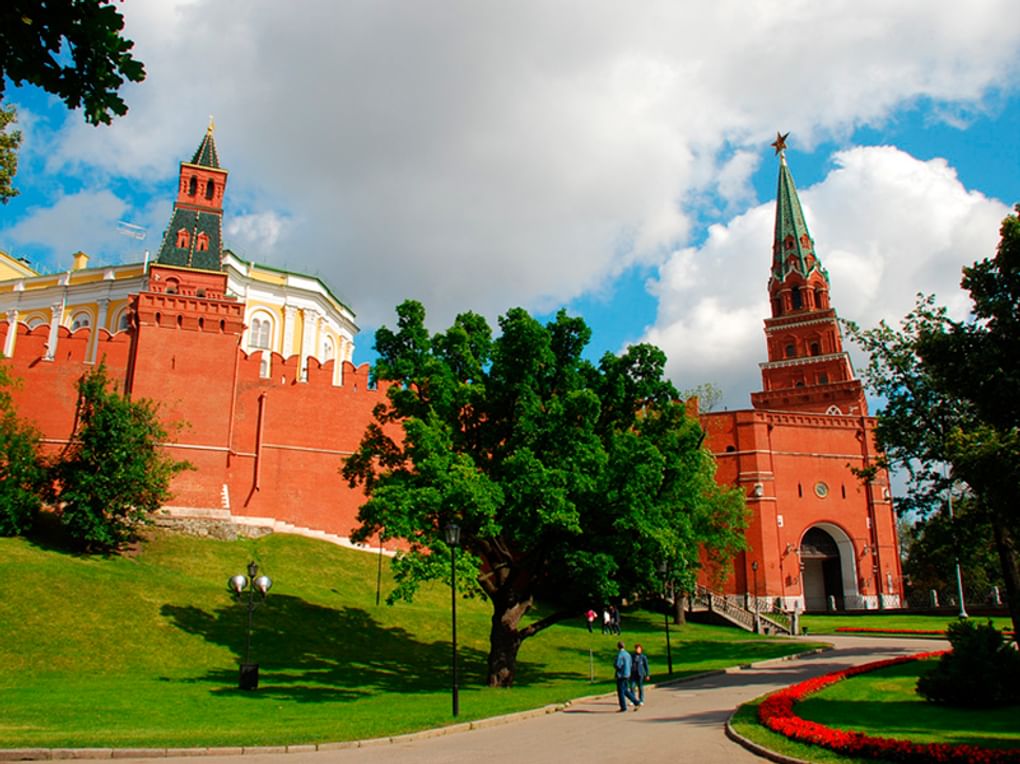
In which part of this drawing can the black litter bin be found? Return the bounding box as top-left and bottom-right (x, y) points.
(239, 663), (259, 690)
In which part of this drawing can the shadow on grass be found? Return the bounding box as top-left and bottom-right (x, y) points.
(162, 594), (579, 701)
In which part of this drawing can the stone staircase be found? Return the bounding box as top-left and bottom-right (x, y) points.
(154, 506), (395, 557)
(689, 584), (794, 636)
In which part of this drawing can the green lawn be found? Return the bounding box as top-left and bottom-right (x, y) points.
(730, 658), (1020, 763)
(800, 612), (1013, 635)
(0, 531), (819, 748)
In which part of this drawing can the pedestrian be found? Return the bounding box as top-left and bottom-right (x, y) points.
(614, 641), (641, 712)
(602, 608), (611, 634)
(610, 605), (621, 634)
(585, 608), (597, 633)
(630, 643), (649, 705)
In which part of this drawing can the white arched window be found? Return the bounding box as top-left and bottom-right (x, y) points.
(26, 317), (46, 330)
(825, 405), (843, 415)
(322, 335), (335, 361)
(70, 312), (91, 331)
(247, 311), (274, 378)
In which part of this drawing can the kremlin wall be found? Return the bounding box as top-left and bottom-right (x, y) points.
(0, 126), (903, 612)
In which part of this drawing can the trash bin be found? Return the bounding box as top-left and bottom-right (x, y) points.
(239, 663), (259, 690)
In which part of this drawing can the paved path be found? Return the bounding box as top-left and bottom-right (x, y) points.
(116, 636), (945, 764)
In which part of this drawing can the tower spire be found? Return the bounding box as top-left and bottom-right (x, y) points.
(751, 133), (867, 416)
(154, 123), (228, 271)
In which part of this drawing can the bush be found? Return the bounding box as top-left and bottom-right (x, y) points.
(0, 364), (44, 535)
(48, 364), (191, 551)
(916, 619), (1020, 707)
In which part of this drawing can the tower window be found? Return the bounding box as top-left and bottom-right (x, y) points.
(188, 176), (197, 196)
(176, 229), (190, 249)
(810, 341), (821, 356)
(792, 287), (803, 310)
(196, 232), (209, 252)
(785, 343), (796, 358)
(205, 179), (215, 200)
(818, 372), (829, 384)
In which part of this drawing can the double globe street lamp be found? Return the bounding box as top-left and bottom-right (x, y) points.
(228, 561), (273, 690)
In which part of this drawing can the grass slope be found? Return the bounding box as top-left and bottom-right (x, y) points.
(0, 531), (817, 748)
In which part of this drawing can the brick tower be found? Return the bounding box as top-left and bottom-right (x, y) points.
(155, 119), (228, 271)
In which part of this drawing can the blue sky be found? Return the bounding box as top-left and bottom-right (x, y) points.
(2, 1), (1017, 412)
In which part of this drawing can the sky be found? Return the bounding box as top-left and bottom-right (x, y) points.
(2, 0), (1018, 412)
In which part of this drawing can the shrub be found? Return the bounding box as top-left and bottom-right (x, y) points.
(0, 363), (44, 535)
(916, 619), (1020, 707)
(48, 364), (191, 551)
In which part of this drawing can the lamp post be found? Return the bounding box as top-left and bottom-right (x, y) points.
(945, 473), (968, 619)
(751, 560), (760, 634)
(658, 562), (673, 675)
(227, 561), (272, 691)
(445, 523), (461, 717)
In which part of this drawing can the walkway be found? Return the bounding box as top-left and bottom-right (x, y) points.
(113, 635), (945, 764)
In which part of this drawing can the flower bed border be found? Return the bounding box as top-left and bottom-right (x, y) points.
(757, 651), (1020, 763)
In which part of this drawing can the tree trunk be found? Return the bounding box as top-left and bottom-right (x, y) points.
(673, 594), (686, 626)
(487, 598), (529, 687)
(991, 523), (1020, 637)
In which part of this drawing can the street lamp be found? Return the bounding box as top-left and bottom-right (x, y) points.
(658, 562), (673, 675)
(751, 560), (761, 633)
(945, 473), (969, 619)
(227, 560), (272, 691)
(445, 523), (461, 717)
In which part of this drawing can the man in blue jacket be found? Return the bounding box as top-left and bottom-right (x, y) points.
(614, 642), (641, 711)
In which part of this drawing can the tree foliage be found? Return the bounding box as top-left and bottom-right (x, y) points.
(846, 205), (1020, 635)
(0, 362), (44, 535)
(901, 497), (1003, 606)
(48, 364), (191, 551)
(343, 301), (747, 687)
(0, 0), (146, 126)
(0, 103), (21, 205)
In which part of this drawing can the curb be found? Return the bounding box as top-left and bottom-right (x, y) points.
(0, 645), (833, 760)
(724, 718), (809, 764)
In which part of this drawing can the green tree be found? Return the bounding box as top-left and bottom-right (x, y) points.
(0, 0), (146, 126)
(0, 0), (145, 201)
(902, 498), (1003, 606)
(343, 301), (747, 687)
(0, 103), (21, 205)
(49, 363), (190, 551)
(919, 205), (1020, 635)
(681, 382), (723, 413)
(0, 362), (44, 534)
(846, 205), (1020, 635)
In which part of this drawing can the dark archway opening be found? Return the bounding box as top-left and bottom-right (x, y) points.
(801, 527), (845, 611)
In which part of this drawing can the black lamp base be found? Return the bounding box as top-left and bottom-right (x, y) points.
(239, 663), (259, 690)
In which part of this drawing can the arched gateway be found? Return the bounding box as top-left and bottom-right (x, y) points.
(800, 525), (854, 611)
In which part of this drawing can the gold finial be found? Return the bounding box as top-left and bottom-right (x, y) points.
(208, 115), (215, 135)
(771, 131), (789, 156)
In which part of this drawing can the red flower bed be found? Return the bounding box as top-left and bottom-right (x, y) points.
(757, 651), (1020, 763)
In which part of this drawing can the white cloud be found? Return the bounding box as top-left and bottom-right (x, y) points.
(646, 146), (1009, 409)
(225, 211), (289, 261)
(11, 0), (1014, 330)
(1, 191), (133, 266)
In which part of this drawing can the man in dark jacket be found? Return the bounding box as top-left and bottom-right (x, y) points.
(614, 642), (641, 711)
